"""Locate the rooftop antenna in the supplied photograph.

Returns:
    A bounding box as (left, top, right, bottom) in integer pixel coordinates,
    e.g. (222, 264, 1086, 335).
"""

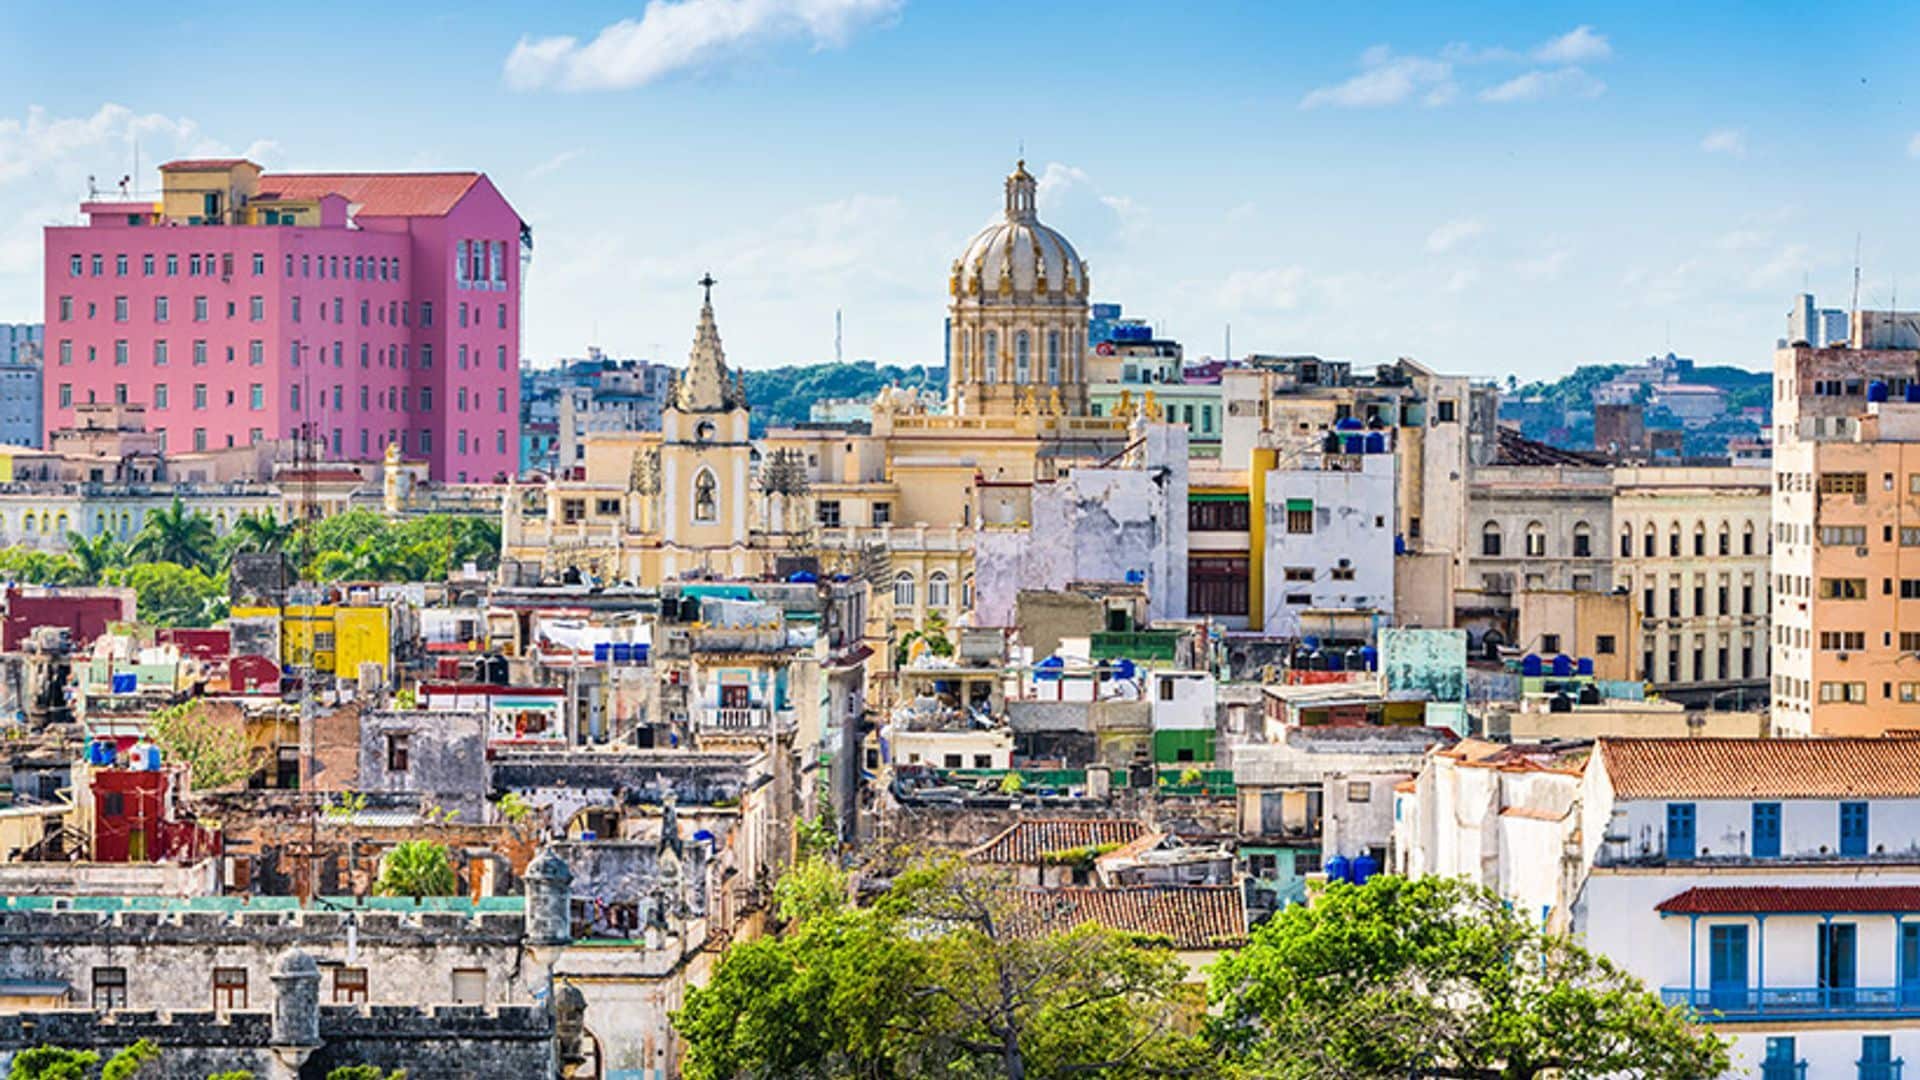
(1225, 323, 1231, 363)
(835, 308, 843, 365)
(1851, 232, 1863, 324)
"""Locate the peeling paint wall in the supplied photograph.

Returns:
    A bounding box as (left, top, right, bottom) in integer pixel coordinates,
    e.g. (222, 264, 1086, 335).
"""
(1262, 453, 1395, 637)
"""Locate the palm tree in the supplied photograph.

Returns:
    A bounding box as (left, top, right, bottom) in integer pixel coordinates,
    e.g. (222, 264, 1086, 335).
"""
(374, 840, 458, 898)
(229, 510, 293, 557)
(63, 531, 125, 586)
(129, 498, 218, 572)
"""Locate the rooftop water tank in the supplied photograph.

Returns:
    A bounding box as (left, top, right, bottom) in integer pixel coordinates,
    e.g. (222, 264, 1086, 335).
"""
(1870, 381, 1890, 403)
(1365, 432, 1387, 454)
(1551, 654, 1574, 677)
(1521, 654, 1543, 677)
(1576, 657, 1595, 676)
(1325, 854, 1351, 884)
(1361, 645, 1379, 671)
(1352, 853, 1379, 885)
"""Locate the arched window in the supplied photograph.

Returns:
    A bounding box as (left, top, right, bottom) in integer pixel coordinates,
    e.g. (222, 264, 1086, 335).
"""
(1015, 331, 1031, 384)
(21, 514, 33, 535)
(1619, 525, 1632, 558)
(1525, 521, 1546, 558)
(1481, 522, 1502, 556)
(1573, 522, 1592, 558)
(927, 571, 950, 609)
(1668, 522, 1681, 557)
(1047, 331, 1061, 384)
(983, 331, 999, 384)
(963, 574, 974, 610)
(1743, 521, 1756, 556)
(894, 571, 916, 608)
(1692, 522, 1706, 556)
(693, 469, 718, 523)
(1718, 522, 1731, 556)
(1643, 523, 1656, 557)
(959, 329, 971, 377)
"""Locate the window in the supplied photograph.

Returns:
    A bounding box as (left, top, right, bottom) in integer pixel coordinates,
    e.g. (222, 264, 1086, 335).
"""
(1541, 633, 1562, 654)
(1820, 525, 1867, 546)
(1436, 399, 1457, 422)
(1840, 801, 1869, 856)
(1346, 781, 1371, 802)
(693, 470, 718, 523)
(1820, 578, 1868, 600)
(193, 296, 208, 322)
(113, 340, 127, 365)
(894, 571, 916, 608)
(332, 966, 368, 1004)
(1819, 682, 1868, 704)
(92, 967, 127, 1010)
(249, 296, 264, 321)
(1481, 522, 1502, 556)
(816, 500, 841, 527)
(1524, 521, 1546, 557)
(1286, 502, 1314, 535)
(153, 384, 168, 410)
(1572, 523, 1591, 557)
(213, 967, 248, 1011)
(1821, 631, 1867, 651)
(1665, 802, 1695, 860)
(193, 339, 207, 366)
(1595, 634, 1616, 655)
(386, 733, 410, 772)
(928, 571, 951, 608)
(451, 968, 487, 1006)
(1015, 331, 1030, 383)
(113, 296, 127, 322)
(1188, 556, 1249, 617)
(193, 383, 207, 410)
(165, 254, 178, 276)
(1189, 499, 1250, 532)
(1752, 802, 1781, 858)
(1819, 472, 1867, 494)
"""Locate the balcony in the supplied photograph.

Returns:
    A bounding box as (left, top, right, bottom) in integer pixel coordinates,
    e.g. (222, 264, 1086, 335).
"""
(1858, 1064, 1903, 1080)
(1759, 1063, 1806, 1080)
(1662, 985, 1920, 1022)
(693, 705, 793, 736)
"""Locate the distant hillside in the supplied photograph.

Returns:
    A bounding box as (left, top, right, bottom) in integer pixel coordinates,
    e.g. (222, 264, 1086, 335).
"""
(742, 362, 947, 430)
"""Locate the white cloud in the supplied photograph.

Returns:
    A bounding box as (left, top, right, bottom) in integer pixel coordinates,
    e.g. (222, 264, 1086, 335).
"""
(1301, 47, 1454, 109)
(1426, 218, 1486, 254)
(1701, 129, 1746, 156)
(0, 104, 200, 185)
(1515, 248, 1572, 280)
(1478, 67, 1605, 103)
(1444, 267, 1478, 294)
(505, 0, 900, 91)
(1746, 243, 1811, 291)
(1221, 267, 1308, 311)
(1033, 162, 1146, 248)
(528, 149, 584, 179)
(1533, 25, 1611, 64)
(1907, 132, 1920, 159)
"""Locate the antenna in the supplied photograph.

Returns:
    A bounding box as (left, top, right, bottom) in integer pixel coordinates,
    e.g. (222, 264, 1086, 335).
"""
(1851, 232, 1863, 325)
(1225, 323, 1231, 363)
(835, 308, 843, 365)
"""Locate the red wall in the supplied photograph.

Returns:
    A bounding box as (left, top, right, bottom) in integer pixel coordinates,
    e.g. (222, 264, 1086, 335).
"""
(3, 589, 133, 650)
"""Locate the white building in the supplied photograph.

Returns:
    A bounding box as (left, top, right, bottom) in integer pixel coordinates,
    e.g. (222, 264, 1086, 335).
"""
(1261, 448, 1394, 637)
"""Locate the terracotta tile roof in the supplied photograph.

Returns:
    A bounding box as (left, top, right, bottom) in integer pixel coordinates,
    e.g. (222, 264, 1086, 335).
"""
(159, 158, 255, 171)
(1007, 885, 1248, 949)
(969, 819, 1149, 864)
(1658, 886, 1920, 915)
(1499, 805, 1567, 822)
(1598, 737, 1920, 799)
(255, 172, 482, 217)
(1493, 426, 1609, 467)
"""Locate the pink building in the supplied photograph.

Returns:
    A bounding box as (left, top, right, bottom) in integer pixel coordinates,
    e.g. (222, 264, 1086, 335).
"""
(42, 159, 526, 482)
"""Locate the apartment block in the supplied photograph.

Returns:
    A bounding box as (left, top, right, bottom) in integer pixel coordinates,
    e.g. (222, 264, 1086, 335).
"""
(43, 158, 525, 481)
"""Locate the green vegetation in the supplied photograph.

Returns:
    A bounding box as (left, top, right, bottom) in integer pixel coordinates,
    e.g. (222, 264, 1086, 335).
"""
(741, 362, 945, 431)
(676, 856, 1207, 1080)
(325, 1068, 406, 1080)
(375, 840, 458, 898)
(297, 510, 500, 582)
(895, 611, 954, 667)
(1208, 875, 1728, 1079)
(8, 1040, 158, 1080)
(146, 701, 250, 790)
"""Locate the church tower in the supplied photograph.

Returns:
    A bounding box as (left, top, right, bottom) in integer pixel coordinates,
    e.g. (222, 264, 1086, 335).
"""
(946, 161, 1091, 417)
(655, 275, 754, 578)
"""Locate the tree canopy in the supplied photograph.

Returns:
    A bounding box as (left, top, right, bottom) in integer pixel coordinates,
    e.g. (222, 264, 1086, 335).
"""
(1206, 875, 1728, 1080)
(676, 856, 1206, 1080)
(375, 840, 458, 898)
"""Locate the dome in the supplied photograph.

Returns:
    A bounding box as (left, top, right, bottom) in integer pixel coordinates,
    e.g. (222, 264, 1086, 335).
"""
(952, 161, 1088, 306)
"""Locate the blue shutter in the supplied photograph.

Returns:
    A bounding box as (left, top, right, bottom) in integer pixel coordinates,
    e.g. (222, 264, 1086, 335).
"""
(1666, 803, 1696, 860)
(1752, 802, 1781, 858)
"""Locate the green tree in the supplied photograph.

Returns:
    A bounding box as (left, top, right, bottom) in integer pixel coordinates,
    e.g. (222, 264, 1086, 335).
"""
(146, 700, 251, 790)
(325, 1068, 406, 1080)
(1207, 875, 1729, 1080)
(677, 857, 1205, 1080)
(0, 547, 82, 586)
(228, 511, 294, 558)
(63, 532, 126, 586)
(104, 561, 227, 627)
(895, 611, 955, 667)
(99, 1041, 158, 1080)
(8, 1040, 158, 1080)
(130, 498, 218, 572)
(375, 840, 458, 898)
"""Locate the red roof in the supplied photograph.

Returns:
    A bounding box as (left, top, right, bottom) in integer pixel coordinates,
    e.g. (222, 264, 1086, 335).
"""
(255, 172, 482, 218)
(1599, 737, 1920, 799)
(1006, 885, 1248, 949)
(969, 819, 1149, 864)
(1658, 886, 1920, 915)
(159, 159, 256, 171)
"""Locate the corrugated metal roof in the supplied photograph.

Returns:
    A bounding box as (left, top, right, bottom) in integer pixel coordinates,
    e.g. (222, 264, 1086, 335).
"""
(1599, 737, 1920, 799)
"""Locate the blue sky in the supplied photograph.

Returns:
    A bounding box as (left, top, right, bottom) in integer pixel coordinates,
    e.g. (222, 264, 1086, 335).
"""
(4, 1, 1920, 379)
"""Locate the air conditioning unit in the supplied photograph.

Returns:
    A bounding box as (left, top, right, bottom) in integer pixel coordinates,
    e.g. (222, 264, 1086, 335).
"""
(1857, 547, 1871, 557)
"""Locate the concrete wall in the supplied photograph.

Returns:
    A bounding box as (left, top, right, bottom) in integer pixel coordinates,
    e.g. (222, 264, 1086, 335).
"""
(1262, 453, 1394, 636)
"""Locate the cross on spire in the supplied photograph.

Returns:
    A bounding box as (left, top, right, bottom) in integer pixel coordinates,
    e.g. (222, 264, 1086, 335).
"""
(699, 272, 717, 304)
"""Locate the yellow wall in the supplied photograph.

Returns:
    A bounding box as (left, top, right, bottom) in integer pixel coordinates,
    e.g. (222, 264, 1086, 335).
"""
(232, 604, 389, 677)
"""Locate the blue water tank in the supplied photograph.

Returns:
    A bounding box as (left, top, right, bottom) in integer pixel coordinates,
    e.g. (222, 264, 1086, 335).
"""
(612, 643, 634, 664)
(1394, 534, 1407, 555)
(1325, 855, 1351, 884)
(1303, 636, 1321, 651)
(1551, 654, 1574, 677)
(146, 746, 160, 771)
(1352, 854, 1379, 885)
(1576, 657, 1595, 676)
(1344, 434, 1364, 454)
(1036, 655, 1064, 681)
(1907, 384, 1920, 404)
(1521, 654, 1543, 677)
(1336, 417, 1363, 431)
(1125, 569, 1146, 584)
(1115, 658, 1137, 681)
(789, 570, 819, 583)
(110, 673, 136, 695)
(1325, 651, 1344, 672)
(1361, 645, 1379, 671)
(1870, 380, 1890, 403)
(1365, 432, 1386, 454)
(593, 642, 611, 663)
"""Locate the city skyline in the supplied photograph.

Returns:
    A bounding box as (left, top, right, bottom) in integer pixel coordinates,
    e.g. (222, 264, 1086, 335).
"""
(5, 1, 1920, 378)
